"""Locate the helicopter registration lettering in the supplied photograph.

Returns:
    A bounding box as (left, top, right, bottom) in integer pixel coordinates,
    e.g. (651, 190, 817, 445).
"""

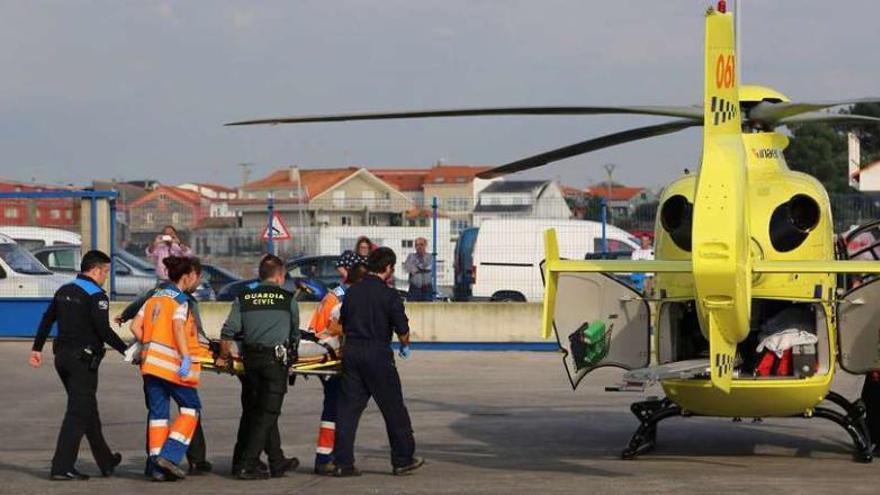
(715, 54, 735, 89)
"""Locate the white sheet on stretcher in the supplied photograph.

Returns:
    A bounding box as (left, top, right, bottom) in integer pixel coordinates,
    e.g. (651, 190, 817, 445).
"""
(297, 336, 341, 359)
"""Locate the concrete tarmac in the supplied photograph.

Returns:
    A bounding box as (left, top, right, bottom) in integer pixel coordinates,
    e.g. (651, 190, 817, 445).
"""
(2, 341, 879, 494)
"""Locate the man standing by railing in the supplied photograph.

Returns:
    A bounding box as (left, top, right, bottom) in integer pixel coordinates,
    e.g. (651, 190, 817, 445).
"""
(403, 237, 433, 302)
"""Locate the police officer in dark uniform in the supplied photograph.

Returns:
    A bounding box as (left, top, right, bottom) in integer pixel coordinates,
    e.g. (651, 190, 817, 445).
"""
(333, 247, 424, 477)
(29, 250, 128, 481)
(217, 254, 299, 480)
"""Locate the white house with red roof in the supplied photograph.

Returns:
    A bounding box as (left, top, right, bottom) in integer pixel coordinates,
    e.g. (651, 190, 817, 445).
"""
(586, 182, 655, 218)
(851, 160, 880, 191)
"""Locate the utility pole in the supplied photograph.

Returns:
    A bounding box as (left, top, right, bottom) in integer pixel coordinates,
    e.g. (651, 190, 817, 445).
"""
(603, 163, 616, 221)
(238, 162, 253, 192)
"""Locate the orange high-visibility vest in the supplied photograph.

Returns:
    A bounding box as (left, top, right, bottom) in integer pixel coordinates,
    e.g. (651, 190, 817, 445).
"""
(140, 288, 210, 387)
(308, 286, 345, 339)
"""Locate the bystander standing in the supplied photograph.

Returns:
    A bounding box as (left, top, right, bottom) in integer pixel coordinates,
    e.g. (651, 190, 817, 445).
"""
(404, 237, 433, 302)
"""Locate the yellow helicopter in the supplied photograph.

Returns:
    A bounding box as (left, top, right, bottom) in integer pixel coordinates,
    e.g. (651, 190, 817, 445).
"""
(227, 3, 880, 462)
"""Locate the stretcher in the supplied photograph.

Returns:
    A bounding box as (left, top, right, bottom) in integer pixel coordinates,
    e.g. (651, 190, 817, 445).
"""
(202, 340, 343, 377)
(125, 339, 343, 378)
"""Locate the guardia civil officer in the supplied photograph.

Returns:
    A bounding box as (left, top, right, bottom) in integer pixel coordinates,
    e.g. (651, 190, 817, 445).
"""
(29, 250, 128, 481)
(217, 254, 300, 480)
(333, 247, 424, 477)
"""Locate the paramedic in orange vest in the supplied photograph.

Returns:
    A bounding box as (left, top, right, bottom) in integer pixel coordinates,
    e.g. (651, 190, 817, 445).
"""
(306, 262, 367, 475)
(129, 256, 209, 481)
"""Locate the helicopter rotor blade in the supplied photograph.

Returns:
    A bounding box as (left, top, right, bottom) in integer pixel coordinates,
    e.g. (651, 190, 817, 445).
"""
(224, 105, 703, 126)
(476, 119, 700, 180)
(749, 98, 880, 125)
(778, 112, 880, 126)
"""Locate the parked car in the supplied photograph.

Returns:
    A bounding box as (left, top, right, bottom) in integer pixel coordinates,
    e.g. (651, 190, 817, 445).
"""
(31, 245, 215, 300)
(0, 226, 80, 251)
(216, 255, 341, 302)
(200, 263, 242, 294)
(0, 234, 70, 297)
(116, 249, 215, 300)
(463, 219, 641, 302)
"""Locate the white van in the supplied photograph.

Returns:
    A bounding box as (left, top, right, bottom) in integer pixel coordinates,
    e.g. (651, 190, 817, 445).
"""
(0, 226, 81, 251)
(470, 219, 641, 302)
(0, 234, 70, 297)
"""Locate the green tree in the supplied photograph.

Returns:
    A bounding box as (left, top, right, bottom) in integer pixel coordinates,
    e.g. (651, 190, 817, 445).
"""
(785, 122, 849, 193)
(785, 103, 880, 193)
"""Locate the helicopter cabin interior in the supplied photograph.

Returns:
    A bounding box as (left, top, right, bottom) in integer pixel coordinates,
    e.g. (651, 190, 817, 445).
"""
(656, 299, 830, 380)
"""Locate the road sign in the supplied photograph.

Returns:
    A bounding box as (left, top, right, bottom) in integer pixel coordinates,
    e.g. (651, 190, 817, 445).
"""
(261, 212, 292, 241)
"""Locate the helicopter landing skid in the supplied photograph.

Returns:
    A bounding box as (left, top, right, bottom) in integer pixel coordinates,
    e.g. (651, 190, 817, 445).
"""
(621, 398, 682, 460)
(809, 391, 874, 463)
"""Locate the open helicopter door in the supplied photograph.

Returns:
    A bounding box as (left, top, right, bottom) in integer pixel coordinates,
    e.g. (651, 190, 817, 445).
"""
(545, 268, 650, 389)
(837, 278, 880, 374)
(542, 229, 691, 389)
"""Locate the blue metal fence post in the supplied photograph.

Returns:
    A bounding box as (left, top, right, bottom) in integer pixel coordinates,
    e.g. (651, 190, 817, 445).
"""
(431, 197, 438, 301)
(601, 198, 608, 255)
(89, 194, 98, 250)
(267, 194, 275, 255)
(109, 197, 117, 300)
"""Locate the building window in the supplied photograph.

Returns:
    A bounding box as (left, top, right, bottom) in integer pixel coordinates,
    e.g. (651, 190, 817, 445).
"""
(340, 215, 352, 226)
(158, 193, 167, 201)
(50, 209, 61, 220)
(145, 212, 155, 225)
(172, 212, 180, 225)
(369, 215, 378, 226)
(4, 207, 18, 219)
(402, 240, 414, 248)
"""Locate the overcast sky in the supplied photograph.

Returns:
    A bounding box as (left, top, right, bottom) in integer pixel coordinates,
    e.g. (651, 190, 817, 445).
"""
(2, 0, 878, 190)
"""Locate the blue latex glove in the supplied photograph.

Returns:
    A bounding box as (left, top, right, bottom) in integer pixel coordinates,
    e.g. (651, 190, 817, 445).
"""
(178, 355, 193, 379)
(398, 345, 412, 360)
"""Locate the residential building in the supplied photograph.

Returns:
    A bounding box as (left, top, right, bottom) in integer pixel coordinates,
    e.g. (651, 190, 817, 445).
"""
(421, 165, 494, 233)
(125, 185, 208, 247)
(371, 168, 429, 205)
(586, 182, 655, 218)
(234, 166, 411, 228)
(179, 182, 238, 217)
(472, 180, 572, 226)
(561, 185, 593, 220)
(853, 160, 880, 191)
(0, 180, 79, 229)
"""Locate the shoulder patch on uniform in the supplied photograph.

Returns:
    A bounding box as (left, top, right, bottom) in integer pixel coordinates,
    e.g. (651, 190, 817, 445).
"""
(155, 288, 182, 300)
(98, 300, 109, 310)
(246, 281, 260, 290)
(71, 277, 103, 296)
(332, 286, 346, 298)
